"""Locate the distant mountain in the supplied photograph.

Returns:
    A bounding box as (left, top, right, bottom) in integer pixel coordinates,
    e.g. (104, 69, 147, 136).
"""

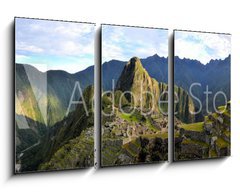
(141, 54, 168, 84)
(103, 54, 230, 119)
(16, 54, 230, 126)
(16, 64, 94, 126)
(174, 55, 231, 113)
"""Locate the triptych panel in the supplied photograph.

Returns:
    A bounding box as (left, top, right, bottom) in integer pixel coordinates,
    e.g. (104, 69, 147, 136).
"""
(101, 25, 169, 166)
(14, 18, 231, 173)
(174, 30, 231, 161)
(15, 18, 95, 173)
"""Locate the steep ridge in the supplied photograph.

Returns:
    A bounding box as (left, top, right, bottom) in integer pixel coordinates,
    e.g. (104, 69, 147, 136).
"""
(16, 85, 94, 172)
(40, 85, 94, 170)
(16, 64, 93, 126)
(16, 64, 48, 125)
(174, 86, 196, 123)
(116, 57, 160, 112)
(115, 57, 194, 121)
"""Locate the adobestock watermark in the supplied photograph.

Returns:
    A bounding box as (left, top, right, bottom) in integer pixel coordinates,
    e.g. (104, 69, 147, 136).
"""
(174, 82, 228, 115)
(101, 80, 169, 117)
(65, 81, 229, 117)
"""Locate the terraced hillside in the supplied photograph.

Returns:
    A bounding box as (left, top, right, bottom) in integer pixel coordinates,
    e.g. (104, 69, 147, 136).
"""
(101, 57, 194, 166)
(175, 101, 231, 160)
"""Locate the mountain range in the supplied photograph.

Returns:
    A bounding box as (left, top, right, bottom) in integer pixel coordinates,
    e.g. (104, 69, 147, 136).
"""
(16, 54, 230, 125)
(15, 53, 230, 171)
(174, 55, 230, 114)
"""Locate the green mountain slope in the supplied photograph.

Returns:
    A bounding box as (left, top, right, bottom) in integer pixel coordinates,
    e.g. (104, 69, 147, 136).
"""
(16, 64, 93, 127)
(39, 85, 94, 170)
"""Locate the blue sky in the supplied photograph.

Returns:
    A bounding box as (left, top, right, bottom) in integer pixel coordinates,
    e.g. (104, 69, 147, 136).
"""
(15, 18, 95, 73)
(102, 25, 168, 63)
(175, 31, 231, 64)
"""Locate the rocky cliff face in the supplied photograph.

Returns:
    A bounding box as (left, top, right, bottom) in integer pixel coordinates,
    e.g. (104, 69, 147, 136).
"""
(116, 57, 168, 115)
(116, 57, 194, 120)
(116, 57, 163, 113)
(174, 86, 196, 123)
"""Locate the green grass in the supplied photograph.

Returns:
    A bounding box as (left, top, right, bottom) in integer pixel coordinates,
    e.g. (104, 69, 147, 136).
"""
(216, 138, 229, 148)
(119, 112, 142, 122)
(218, 106, 226, 112)
(141, 132, 168, 140)
(204, 116, 212, 123)
(209, 149, 217, 157)
(223, 111, 230, 118)
(159, 132, 168, 139)
(174, 131, 180, 138)
(182, 138, 208, 147)
(119, 111, 160, 132)
(179, 122, 204, 132)
(223, 130, 230, 138)
(146, 118, 159, 131)
(39, 129, 94, 170)
(212, 113, 219, 119)
(218, 106, 230, 117)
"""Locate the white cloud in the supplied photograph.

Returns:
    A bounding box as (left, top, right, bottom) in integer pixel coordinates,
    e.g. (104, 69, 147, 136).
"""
(16, 18, 95, 57)
(54, 23, 94, 39)
(15, 18, 95, 73)
(57, 39, 94, 56)
(102, 41, 126, 62)
(102, 25, 168, 62)
(175, 31, 231, 64)
(17, 42, 44, 53)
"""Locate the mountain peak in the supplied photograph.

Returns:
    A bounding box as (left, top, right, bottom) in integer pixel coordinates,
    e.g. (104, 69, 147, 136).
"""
(152, 53, 160, 58)
(116, 57, 160, 111)
(126, 56, 143, 69)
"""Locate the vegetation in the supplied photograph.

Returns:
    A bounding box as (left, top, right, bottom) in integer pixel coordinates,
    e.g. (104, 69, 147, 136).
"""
(40, 128, 94, 170)
(216, 138, 229, 148)
(182, 138, 209, 148)
(179, 122, 204, 132)
(175, 102, 231, 161)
